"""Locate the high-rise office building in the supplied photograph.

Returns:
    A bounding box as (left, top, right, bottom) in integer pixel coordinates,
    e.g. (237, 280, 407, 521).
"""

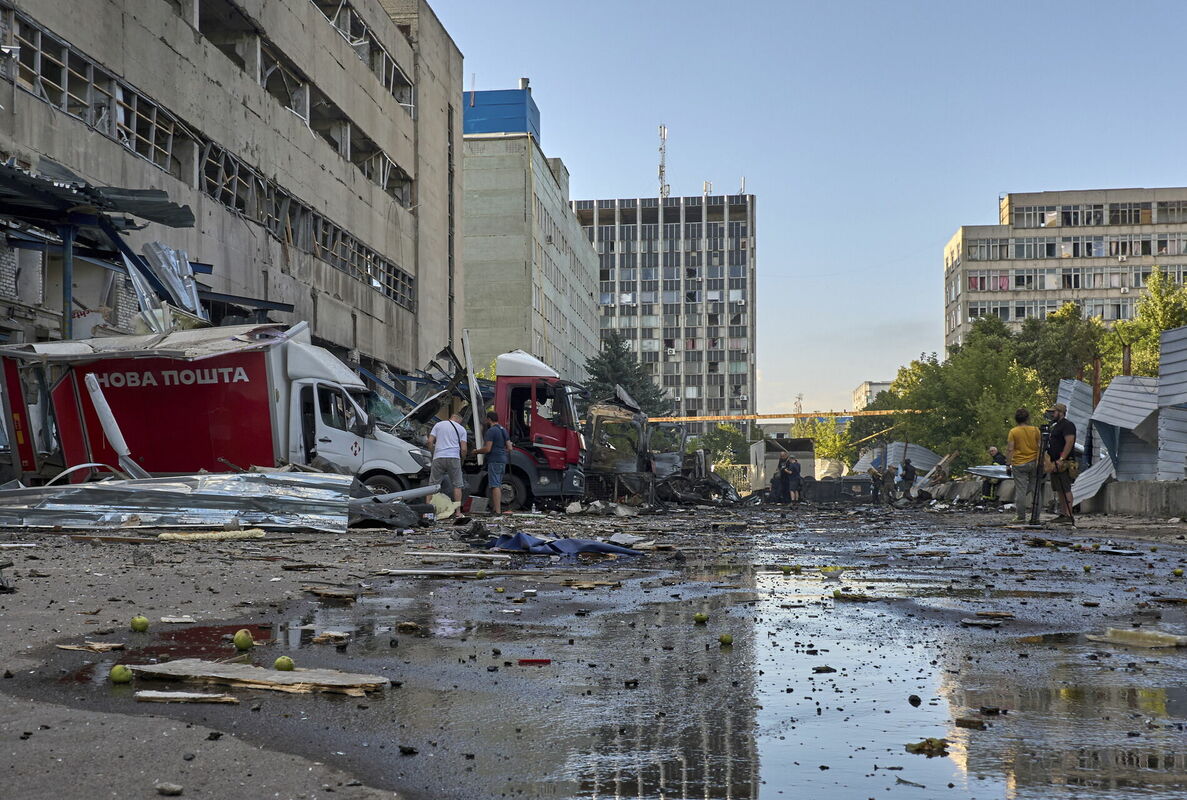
(572, 194, 757, 434)
(462, 82, 598, 381)
(945, 188, 1187, 348)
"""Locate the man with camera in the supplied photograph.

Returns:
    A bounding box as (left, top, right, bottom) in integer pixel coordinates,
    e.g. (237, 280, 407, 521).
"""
(1045, 402, 1078, 526)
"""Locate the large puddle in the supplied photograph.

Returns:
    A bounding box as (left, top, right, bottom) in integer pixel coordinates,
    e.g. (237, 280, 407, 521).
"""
(11, 516, 1187, 798)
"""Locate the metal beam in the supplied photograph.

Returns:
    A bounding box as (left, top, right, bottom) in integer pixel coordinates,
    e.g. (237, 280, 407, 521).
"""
(57, 224, 75, 339)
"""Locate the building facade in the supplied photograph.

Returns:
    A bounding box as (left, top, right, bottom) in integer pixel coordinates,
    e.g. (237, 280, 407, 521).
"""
(0, 0, 462, 375)
(852, 380, 891, 411)
(572, 194, 757, 433)
(945, 188, 1187, 348)
(462, 86, 598, 381)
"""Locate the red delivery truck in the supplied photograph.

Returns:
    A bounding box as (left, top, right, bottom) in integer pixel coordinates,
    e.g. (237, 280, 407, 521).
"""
(0, 322, 429, 490)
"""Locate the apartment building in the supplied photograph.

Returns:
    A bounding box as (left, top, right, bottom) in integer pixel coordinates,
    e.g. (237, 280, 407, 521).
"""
(0, 0, 462, 375)
(852, 380, 891, 411)
(462, 83, 598, 381)
(945, 188, 1187, 348)
(572, 194, 757, 434)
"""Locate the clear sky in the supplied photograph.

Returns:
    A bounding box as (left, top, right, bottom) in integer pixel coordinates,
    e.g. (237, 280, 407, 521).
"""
(432, 0, 1187, 412)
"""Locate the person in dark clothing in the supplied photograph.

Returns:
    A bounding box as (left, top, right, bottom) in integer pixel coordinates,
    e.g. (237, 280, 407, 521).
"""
(982, 446, 1008, 500)
(1045, 402, 1077, 524)
(787, 457, 803, 503)
(770, 452, 790, 504)
(898, 459, 917, 497)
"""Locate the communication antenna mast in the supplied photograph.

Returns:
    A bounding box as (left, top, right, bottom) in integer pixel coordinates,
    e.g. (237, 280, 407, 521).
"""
(658, 124, 670, 199)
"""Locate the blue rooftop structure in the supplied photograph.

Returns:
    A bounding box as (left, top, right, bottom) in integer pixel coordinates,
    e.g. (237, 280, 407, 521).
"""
(462, 87, 541, 142)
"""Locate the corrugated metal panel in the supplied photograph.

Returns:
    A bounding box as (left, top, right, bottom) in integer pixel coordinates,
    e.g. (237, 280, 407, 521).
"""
(1157, 406, 1187, 481)
(852, 442, 941, 475)
(1159, 325, 1187, 408)
(1092, 376, 1160, 444)
(1115, 430, 1159, 481)
(1056, 379, 1094, 438)
(1072, 456, 1115, 505)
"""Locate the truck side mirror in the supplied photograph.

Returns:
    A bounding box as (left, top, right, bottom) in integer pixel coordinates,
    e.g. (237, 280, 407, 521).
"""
(351, 417, 374, 437)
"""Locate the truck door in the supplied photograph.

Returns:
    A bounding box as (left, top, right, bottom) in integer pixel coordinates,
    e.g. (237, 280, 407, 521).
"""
(312, 382, 365, 473)
(529, 380, 569, 469)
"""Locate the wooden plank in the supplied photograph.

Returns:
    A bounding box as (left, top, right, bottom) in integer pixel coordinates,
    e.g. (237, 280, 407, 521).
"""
(56, 641, 124, 653)
(134, 691, 240, 704)
(69, 535, 159, 544)
(403, 552, 512, 561)
(128, 658, 389, 696)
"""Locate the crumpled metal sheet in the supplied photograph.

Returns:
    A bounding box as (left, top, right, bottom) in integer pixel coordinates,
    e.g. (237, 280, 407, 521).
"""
(0, 472, 359, 533)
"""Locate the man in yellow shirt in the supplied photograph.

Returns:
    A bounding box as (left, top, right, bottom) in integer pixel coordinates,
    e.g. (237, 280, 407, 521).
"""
(1006, 407, 1041, 524)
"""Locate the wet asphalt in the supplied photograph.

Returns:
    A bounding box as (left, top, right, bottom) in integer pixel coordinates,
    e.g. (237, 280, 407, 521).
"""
(5, 506, 1187, 799)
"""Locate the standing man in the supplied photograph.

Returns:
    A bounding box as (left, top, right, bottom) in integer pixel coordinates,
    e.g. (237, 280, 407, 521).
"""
(982, 446, 1008, 500)
(1006, 407, 1041, 524)
(882, 464, 898, 504)
(771, 452, 791, 504)
(475, 410, 512, 513)
(787, 456, 803, 504)
(427, 410, 468, 504)
(899, 458, 917, 498)
(1045, 402, 1077, 525)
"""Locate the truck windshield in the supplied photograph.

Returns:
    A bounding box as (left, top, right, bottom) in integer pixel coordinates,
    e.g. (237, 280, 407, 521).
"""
(560, 386, 580, 430)
(360, 391, 403, 427)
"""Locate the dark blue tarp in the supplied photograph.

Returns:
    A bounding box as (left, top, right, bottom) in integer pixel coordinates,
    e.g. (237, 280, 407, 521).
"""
(489, 531, 639, 556)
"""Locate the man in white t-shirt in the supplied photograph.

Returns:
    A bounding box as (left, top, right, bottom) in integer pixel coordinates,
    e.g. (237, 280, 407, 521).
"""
(427, 411, 468, 502)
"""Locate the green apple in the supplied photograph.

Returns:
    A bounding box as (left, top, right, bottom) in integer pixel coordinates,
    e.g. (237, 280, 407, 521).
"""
(274, 656, 295, 671)
(109, 664, 133, 683)
(693, 612, 708, 624)
(719, 634, 733, 646)
(232, 629, 254, 651)
(130, 616, 150, 633)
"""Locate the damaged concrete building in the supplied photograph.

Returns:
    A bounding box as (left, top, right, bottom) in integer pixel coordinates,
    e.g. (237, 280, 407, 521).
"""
(0, 0, 462, 375)
(945, 188, 1187, 349)
(461, 82, 598, 381)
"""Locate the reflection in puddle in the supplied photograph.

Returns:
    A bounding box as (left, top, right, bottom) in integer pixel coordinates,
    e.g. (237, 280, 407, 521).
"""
(16, 531, 1187, 800)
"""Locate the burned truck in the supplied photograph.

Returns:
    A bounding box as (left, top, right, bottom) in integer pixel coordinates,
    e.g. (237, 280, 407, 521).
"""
(584, 387, 739, 505)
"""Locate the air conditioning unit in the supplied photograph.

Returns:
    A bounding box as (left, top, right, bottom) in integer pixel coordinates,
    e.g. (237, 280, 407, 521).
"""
(738, 395, 749, 401)
(736, 299, 746, 305)
(665, 348, 676, 355)
(1117, 255, 1127, 262)
(1121, 287, 1130, 293)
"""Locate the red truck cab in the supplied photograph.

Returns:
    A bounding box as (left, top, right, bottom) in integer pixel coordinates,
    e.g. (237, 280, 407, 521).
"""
(484, 350, 584, 508)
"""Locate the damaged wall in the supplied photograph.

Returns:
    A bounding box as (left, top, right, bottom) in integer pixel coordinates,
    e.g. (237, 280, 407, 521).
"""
(0, 0, 461, 371)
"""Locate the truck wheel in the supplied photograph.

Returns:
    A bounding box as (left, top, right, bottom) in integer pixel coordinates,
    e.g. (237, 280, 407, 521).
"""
(363, 473, 406, 495)
(500, 473, 528, 511)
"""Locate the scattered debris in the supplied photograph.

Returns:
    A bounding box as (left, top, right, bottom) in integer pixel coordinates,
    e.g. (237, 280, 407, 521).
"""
(134, 691, 240, 704)
(955, 717, 987, 730)
(960, 618, 1002, 628)
(127, 658, 389, 696)
(158, 529, 266, 542)
(56, 642, 125, 653)
(905, 738, 949, 757)
(160, 616, 197, 624)
(1085, 628, 1187, 648)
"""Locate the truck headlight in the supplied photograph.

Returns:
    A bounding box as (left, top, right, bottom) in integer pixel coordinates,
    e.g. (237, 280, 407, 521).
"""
(411, 448, 431, 468)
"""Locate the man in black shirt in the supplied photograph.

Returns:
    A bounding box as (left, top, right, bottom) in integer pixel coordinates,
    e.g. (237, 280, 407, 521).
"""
(1046, 402, 1077, 525)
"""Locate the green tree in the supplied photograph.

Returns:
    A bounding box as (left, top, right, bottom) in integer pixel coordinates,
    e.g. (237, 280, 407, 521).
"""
(695, 423, 750, 463)
(1013, 302, 1104, 397)
(583, 332, 670, 415)
(891, 333, 1046, 472)
(790, 416, 854, 465)
(1099, 266, 1187, 380)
